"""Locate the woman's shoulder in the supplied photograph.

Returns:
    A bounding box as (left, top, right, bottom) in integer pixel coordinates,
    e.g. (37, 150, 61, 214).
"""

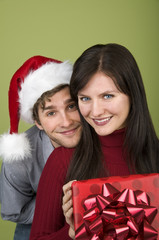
(38, 147, 75, 189)
(45, 147, 75, 169)
(51, 146, 74, 159)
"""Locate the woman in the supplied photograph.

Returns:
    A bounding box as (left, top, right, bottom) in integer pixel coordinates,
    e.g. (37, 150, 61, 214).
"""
(30, 44, 159, 239)
(63, 43, 159, 239)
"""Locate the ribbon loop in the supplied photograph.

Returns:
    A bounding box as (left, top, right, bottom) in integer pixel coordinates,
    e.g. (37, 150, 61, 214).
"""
(75, 183, 158, 240)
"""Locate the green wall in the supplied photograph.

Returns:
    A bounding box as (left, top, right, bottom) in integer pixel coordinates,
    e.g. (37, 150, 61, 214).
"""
(0, 0, 159, 239)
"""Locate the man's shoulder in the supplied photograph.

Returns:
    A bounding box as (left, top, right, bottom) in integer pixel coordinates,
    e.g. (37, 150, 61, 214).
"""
(25, 125, 40, 138)
(25, 125, 48, 146)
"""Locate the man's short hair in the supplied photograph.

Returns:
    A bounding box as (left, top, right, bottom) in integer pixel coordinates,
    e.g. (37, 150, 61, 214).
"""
(32, 84, 69, 125)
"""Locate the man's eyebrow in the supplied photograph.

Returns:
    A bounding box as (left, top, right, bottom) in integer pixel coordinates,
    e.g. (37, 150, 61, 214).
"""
(42, 98, 74, 111)
(43, 105, 55, 111)
(64, 98, 74, 104)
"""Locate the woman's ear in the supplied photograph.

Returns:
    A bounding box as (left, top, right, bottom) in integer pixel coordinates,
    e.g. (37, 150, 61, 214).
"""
(34, 120, 43, 130)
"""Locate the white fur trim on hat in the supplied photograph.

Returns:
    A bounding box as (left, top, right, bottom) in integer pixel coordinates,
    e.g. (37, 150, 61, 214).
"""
(19, 61, 72, 124)
(0, 133, 31, 162)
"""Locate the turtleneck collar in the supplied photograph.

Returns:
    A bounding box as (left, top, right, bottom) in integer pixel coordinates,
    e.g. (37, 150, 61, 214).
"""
(99, 128, 126, 147)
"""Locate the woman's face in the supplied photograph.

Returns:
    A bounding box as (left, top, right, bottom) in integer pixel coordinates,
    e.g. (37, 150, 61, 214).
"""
(78, 72, 130, 136)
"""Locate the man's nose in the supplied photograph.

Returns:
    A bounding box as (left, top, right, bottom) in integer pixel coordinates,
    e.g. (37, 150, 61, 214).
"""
(60, 113, 73, 127)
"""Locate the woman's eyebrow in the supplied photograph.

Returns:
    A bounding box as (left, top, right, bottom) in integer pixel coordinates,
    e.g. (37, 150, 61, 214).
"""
(78, 90, 118, 96)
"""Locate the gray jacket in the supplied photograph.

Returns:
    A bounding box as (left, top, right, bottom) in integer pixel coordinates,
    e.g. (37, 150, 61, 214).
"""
(0, 125, 54, 224)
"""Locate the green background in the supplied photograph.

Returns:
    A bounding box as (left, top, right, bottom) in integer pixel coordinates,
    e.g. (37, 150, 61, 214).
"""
(0, 0, 159, 239)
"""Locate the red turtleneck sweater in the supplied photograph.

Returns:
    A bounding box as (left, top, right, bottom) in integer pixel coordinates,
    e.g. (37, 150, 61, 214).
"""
(99, 128, 129, 176)
(30, 129, 130, 240)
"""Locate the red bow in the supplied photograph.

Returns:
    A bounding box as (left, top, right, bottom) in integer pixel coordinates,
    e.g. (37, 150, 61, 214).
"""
(75, 183, 158, 240)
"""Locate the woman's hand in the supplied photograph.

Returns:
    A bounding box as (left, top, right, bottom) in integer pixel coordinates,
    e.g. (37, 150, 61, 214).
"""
(62, 180, 76, 239)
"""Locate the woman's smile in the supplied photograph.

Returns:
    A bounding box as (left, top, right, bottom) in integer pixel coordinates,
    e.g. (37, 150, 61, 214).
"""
(93, 116, 112, 126)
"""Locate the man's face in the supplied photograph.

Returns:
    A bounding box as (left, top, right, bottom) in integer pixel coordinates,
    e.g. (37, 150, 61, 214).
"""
(35, 86, 82, 148)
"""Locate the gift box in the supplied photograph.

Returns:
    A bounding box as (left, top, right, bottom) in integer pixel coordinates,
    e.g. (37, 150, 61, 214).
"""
(72, 173, 159, 240)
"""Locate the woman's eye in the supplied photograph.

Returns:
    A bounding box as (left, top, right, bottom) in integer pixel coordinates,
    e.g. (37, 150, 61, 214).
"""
(104, 94, 113, 99)
(80, 97, 90, 102)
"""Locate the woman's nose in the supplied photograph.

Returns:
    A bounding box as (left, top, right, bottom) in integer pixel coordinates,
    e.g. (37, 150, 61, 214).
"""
(91, 100, 105, 117)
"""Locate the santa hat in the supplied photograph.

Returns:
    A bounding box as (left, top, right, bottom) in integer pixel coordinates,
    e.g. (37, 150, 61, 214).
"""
(0, 55, 73, 162)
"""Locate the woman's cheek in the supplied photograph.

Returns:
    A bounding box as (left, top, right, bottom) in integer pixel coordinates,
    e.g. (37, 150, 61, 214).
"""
(79, 104, 89, 117)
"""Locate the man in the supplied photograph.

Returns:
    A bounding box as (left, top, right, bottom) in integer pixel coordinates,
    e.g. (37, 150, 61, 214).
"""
(0, 56, 82, 240)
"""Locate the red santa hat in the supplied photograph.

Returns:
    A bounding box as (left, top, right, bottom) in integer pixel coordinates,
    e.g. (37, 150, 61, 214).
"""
(0, 55, 73, 162)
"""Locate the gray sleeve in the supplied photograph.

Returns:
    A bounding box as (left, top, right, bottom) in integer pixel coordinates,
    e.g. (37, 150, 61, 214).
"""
(0, 161, 36, 224)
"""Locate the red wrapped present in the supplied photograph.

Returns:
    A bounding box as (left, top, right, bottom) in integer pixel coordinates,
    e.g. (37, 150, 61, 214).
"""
(72, 173, 159, 240)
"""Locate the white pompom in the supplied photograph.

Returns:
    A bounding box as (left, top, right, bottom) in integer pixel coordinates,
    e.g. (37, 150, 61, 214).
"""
(0, 133, 31, 162)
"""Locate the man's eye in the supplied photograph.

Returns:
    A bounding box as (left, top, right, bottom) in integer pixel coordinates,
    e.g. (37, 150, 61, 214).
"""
(68, 103, 77, 110)
(47, 112, 55, 116)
